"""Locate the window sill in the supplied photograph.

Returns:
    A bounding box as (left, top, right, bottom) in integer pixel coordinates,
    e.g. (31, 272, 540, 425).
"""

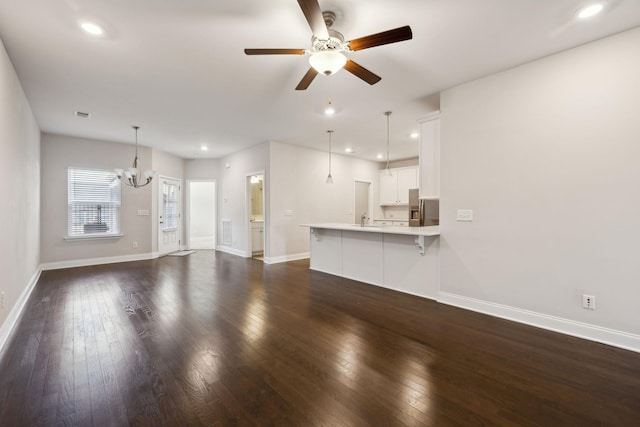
(64, 233, 124, 241)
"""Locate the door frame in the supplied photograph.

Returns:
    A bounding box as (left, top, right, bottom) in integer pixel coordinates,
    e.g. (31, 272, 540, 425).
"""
(157, 175, 182, 255)
(354, 179, 373, 225)
(185, 179, 217, 250)
(246, 171, 266, 259)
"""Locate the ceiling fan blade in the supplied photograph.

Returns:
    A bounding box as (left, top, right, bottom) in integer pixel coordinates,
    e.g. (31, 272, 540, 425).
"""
(347, 26, 413, 51)
(295, 67, 319, 90)
(244, 48, 306, 55)
(297, 0, 329, 39)
(344, 60, 382, 85)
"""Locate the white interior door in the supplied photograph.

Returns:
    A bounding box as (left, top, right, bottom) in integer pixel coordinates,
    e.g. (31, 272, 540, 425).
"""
(188, 180, 216, 249)
(159, 177, 181, 255)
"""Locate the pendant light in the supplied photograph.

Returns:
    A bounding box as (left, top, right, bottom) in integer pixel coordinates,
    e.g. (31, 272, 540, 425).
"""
(326, 130, 334, 184)
(384, 111, 393, 176)
(115, 126, 156, 188)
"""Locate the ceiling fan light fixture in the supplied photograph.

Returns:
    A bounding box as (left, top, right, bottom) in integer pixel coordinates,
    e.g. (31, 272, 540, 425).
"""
(309, 51, 347, 76)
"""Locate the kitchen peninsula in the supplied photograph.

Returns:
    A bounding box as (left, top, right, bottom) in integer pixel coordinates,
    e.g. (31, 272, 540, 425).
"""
(302, 223, 440, 299)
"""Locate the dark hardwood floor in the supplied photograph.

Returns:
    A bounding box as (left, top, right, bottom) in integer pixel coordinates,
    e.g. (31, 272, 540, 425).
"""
(0, 250, 639, 426)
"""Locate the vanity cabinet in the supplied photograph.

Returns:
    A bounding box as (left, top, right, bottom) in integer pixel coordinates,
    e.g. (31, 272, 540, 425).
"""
(379, 166, 418, 206)
(251, 221, 264, 253)
(419, 111, 440, 199)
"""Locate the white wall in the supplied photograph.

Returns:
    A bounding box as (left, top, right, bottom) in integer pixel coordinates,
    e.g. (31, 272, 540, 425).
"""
(268, 141, 382, 261)
(41, 134, 155, 264)
(439, 27, 640, 348)
(217, 143, 269, 256)
(0, 37, 41, 338)
(184, 158, 220, 180)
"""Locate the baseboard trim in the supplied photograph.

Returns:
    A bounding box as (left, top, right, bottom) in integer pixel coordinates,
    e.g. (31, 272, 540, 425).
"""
(438, 292, 640, 353)
(215, 245, 248, 258)
(0, 267, 41, 358)
(40, 252, 157, 271)
(264, 252, 310, 264)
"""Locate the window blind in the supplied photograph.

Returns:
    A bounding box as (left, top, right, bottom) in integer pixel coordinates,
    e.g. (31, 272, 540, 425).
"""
(68, 168, 121, 236)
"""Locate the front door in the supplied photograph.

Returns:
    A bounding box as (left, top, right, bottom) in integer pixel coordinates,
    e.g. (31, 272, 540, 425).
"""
(159, 177, 181, 255)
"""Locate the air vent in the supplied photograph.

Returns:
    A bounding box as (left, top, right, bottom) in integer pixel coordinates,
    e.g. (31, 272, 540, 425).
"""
(222, 220, 232, 245)
(74, 111, 90, 118)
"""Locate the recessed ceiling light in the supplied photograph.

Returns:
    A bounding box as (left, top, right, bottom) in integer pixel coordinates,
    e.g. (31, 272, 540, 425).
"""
(376, 154, 383, 159)
(345, 148, 353, 153)
(410, 132, 419, 139)
(577, 3, 604, 19)
(200, 145, 208, 151)
(80, 21, 104, 36)
(324, 105, 335, 115)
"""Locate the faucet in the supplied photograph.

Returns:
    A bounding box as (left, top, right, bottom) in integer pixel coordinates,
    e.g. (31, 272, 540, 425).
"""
(360, 212, 367, 227)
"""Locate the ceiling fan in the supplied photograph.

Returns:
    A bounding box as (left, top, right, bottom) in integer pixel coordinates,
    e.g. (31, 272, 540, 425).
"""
(244, 0, 413, 90)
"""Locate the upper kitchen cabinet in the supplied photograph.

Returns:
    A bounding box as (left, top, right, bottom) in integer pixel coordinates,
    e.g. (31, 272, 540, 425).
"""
(419, 111, 440, 199)
(379, 166, 418, 205)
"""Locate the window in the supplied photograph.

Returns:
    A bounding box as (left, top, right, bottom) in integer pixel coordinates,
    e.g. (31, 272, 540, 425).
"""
(162, 181, 178, 231)
(67, 167, 121, 237)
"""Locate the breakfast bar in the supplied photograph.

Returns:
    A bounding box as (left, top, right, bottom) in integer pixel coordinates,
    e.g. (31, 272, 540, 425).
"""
(302, 223, 440, 299)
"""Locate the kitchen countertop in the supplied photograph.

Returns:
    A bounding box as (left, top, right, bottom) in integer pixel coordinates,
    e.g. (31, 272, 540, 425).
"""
(301, 223, 440, 237)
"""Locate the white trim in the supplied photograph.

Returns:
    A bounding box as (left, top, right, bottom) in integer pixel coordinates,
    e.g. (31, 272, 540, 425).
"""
(40, 252, 157, 271)
(438, 292, 640, 353)
(64, 233, 123, 241)
(246, 171, 266, 260)
(417, 110, 441, 123)
(0, 268, 41, 356)
(190, 236, 216, 249)
(264, 252, 310, 264)
(215, 245, 248, 258)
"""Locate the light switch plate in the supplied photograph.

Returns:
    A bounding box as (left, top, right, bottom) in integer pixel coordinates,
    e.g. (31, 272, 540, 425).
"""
(457, 209, 473, 222)
(285, 209, 293, 216)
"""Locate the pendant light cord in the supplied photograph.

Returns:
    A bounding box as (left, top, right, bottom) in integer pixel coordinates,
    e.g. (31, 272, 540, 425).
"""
(132, 125, 140, 168)
(385, 111, 392, 170)
(328, 130, 333, 174)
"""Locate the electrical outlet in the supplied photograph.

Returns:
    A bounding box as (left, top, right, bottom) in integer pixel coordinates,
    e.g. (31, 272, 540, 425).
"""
(457, 209, 473, 222)
(582, 294, 596, 310)
(0, 291, 4, 309)
(132, 241, 138, 249)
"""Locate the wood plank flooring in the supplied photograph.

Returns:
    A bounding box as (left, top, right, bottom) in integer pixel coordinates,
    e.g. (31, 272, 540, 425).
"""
(0, 250, 639, 426)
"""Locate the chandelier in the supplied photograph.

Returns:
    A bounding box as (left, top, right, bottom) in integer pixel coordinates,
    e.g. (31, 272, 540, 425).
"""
(115, 126, 156, 188)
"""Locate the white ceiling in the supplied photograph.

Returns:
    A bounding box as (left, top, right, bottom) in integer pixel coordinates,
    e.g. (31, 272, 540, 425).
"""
(1, 0, 639, 161)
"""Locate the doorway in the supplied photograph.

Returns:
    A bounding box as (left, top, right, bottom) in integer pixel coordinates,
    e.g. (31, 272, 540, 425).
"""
(187, 180, 216, 249)
(158, 177, 181, 255)
(247, 173, 265, 260)
(354, 180, 371, 224)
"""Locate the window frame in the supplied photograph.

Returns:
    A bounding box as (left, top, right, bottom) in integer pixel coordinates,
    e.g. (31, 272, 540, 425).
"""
(66, 167, 123, 240)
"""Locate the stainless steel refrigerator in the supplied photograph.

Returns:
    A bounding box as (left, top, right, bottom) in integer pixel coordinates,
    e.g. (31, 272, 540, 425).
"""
(409, 189, 439, 227)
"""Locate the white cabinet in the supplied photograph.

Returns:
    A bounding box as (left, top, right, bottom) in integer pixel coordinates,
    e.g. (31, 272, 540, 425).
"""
(379, 166, 418, 205)
(419, 112, 440, 199)
(251, 221, 264, 253)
